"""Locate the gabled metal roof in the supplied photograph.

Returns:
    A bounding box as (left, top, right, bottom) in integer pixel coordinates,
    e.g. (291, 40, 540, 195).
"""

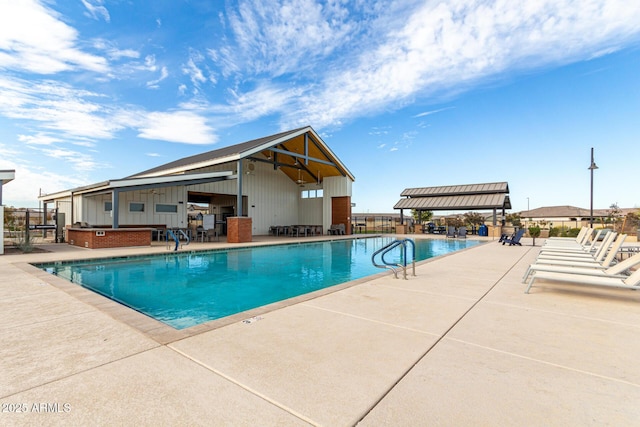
(400, 182, 509, 197)
(129, 126, 355, 184)
(395, 182, 511, 211)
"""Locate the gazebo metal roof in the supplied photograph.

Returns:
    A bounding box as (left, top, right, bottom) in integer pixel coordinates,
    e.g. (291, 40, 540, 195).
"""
(394, 182, 511, 211)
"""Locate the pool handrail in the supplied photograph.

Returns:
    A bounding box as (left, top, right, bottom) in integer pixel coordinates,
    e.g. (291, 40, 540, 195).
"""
(166, 229, 180, 251)
(372, 238, 416, 279)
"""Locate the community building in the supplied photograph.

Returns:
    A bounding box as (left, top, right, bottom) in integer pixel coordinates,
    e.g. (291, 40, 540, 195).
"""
(39, 127, 355, 248)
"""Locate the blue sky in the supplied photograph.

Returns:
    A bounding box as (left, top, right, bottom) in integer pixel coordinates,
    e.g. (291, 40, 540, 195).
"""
(1, 0, 639, 213)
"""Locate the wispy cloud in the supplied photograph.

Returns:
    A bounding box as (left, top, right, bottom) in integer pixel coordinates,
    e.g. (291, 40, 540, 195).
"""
(40, 147, 102, 171)
(0, 0, 108, 74)
(215, 0, 640, 130)
(147, 66, 169, 89)
(414, 107, 454, 118)
(0, 144, 91, 202)
(220, 0, 355, 77)
(17, 133, 62, 146)
(137, 111, 216, 144)
(81, 0, 111, 23)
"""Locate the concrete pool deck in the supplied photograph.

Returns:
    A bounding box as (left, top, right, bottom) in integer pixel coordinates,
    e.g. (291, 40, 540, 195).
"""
(2, 235, 640, 425)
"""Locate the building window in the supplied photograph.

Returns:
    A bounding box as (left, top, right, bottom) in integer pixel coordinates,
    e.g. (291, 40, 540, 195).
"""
(104, 201, 112, 212)
(129, 202, 145, 212)
(156, 204, 178, 213)
(301, 189, 323, 199)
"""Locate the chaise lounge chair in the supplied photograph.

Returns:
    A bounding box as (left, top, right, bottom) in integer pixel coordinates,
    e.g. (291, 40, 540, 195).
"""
(537, 232, 617, 262)
(522, 241, 636, 283)
(525, 265, 640, 294)
(544, 227, 590, 247)
(524, 233, 626, 275)
(457, 226, 467, 239)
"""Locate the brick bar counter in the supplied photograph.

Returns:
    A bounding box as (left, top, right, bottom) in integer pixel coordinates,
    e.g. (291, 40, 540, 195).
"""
(66, 227, 152, 249)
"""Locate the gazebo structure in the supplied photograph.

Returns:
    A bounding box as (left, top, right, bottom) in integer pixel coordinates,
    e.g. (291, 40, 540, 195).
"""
(394, 182, 511, 234)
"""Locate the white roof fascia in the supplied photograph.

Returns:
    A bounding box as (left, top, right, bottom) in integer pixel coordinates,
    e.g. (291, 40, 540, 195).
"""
(243, 126, 311, 158)
(109, 171, 234, 188)
(136, 155, 241, 178)
(0, 170, 15, 186)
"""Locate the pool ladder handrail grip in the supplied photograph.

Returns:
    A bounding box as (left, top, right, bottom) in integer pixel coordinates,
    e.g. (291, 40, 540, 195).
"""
(177, 229, 190, 246)
(166, 229, 180, 251)
(375, 240, 403, 279)
(401, 238, 417, 278)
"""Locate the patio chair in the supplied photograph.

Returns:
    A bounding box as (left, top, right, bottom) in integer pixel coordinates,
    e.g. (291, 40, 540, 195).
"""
(446, 226, 456, 238)
(522, 237, 633, 283)
(457, 227, 467, 239)
(502, 229, 525, 246)
(525, 263, 640, 294)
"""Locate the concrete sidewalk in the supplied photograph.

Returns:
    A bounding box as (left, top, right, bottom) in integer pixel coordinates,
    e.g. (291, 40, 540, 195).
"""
(2, 237, 640, 426)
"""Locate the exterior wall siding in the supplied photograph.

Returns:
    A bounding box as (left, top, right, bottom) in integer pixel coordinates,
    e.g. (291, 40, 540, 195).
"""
(70, 158, 353, 236)
(187, 160, 301, 234)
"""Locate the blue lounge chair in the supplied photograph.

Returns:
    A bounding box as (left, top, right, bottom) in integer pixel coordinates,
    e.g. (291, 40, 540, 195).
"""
(446, 226, 456, 238)
(502, 229, 525, 246)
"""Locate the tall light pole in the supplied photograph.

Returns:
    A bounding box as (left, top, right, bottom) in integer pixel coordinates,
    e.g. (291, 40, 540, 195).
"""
(527, 197, 530, 211)
(588, 147, 598, 228)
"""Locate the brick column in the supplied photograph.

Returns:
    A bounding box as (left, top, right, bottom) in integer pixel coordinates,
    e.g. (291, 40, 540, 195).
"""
(227, 217, 252, 243)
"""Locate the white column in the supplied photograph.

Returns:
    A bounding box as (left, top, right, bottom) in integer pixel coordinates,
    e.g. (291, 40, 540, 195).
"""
(0, 206, 4, 255)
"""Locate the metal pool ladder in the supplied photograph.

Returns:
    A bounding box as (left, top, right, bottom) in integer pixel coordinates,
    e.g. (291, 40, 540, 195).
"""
(371, 238, 416, 279)
(166, 229, 190, 251)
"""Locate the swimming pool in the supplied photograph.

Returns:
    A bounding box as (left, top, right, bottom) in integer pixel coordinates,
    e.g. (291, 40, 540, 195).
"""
(36, 237, 481, 329)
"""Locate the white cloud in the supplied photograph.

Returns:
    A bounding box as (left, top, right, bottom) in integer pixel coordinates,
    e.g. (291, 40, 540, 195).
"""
(0, 76, 123, 140)
(137, 111, 217, 144)
(217, 0, 640, 129)
(93, 39, 139, 60)
(0, 0, 108, 74)
(183, 57, 207, 85)
(17, 133, 62, 146)
(40, 147, 101, 171)
(147, 66, 169, 88)
(414, 107, 454, 118)
(223, 83, 302, 122)
(81, 0, 111, 23)
(0, 146, 90, 205)
(221, 0, 355, 76)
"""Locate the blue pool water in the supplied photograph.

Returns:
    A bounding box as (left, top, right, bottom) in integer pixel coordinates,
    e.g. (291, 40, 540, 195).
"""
(36, 237, 481, 329)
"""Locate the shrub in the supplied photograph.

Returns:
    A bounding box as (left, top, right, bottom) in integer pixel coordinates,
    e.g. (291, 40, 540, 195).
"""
(549, 227, 561, 237)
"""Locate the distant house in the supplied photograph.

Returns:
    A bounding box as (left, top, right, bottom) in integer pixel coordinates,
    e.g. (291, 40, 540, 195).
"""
(519, 205, 612, 229)
(39, 127, 355, 244)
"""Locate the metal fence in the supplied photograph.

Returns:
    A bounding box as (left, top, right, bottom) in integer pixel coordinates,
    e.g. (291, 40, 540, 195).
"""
(3, 207, 61, 245)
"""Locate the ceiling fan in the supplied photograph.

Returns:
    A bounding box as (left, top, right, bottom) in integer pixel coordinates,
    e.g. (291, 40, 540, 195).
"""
(296, 169, 307, 186)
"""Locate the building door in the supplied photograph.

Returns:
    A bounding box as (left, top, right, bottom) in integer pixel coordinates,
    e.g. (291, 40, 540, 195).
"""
(331, 196, 351, 235)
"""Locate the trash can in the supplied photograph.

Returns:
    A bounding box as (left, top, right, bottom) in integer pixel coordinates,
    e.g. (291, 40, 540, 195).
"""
(478, 224, 488, 236)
